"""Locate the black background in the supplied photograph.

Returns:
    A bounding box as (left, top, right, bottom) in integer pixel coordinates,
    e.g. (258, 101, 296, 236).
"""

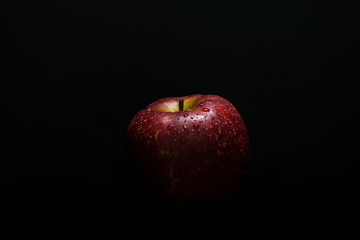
(1, 0, 359, 238)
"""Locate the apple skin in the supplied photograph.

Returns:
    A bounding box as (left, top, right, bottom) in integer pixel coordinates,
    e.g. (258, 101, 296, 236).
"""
(126, 94, 250, 207)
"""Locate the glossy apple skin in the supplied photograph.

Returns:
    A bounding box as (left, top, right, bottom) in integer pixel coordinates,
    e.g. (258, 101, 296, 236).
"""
(126, 94, 250, 207)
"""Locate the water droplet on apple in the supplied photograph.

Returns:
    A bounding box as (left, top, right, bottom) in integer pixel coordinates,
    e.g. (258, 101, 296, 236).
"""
(193, 123, 199, 129)
(183, 113, 189, 117)
(202, 108, 210, 112)
(167, 124, 174, 130)
(177, 131, 182, 135)
(183, 125, 189, 134)
(199, 120, 203, 123)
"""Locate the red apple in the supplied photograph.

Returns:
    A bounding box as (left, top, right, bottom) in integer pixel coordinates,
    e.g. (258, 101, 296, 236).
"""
(126, 94, 250, 207)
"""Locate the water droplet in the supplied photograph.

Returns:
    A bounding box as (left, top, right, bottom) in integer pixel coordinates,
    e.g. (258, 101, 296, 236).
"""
(183, 113, 189, 117)
(202, 108, 210, 112)
(193, 123, 200, 129)
(167, 124, 174, 130)
(183, 125, 189, 134)
(190, 116, 194, 119)
(177, 131, 182, 135)
(199, 120, 203, 123)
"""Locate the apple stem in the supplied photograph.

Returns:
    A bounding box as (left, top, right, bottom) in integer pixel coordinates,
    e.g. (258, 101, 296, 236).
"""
(179, 99, 184, 112)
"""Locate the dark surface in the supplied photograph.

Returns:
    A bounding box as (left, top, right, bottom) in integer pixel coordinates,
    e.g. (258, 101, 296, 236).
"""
(1, 0, 359, 238)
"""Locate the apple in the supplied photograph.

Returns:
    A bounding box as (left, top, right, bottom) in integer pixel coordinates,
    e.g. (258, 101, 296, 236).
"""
(126, 94, 250, 207)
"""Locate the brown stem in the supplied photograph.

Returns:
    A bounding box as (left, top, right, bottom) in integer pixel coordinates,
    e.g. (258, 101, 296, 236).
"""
(179, 99, 184, 112)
